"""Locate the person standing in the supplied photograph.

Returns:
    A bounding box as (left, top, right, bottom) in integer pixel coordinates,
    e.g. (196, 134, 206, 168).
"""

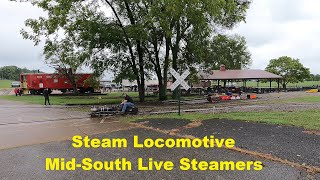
(44, 88, 51, 105)
(19, 88, 23, 96)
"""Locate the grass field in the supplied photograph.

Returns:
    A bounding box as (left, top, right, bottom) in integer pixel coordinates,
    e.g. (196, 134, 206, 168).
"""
(0, 80, 12, 88)
(0, 93, 158, 105)
(287, 96, 320, 103)
(129, 110, 320, 130)
(0, 91, 204, 105)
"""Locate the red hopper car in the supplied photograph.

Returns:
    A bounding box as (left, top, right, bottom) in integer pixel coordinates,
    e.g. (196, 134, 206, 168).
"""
(20, 73, 94, 95)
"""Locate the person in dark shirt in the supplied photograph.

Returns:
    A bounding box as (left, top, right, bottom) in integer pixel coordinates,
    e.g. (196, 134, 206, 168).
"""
(121, 94, 134, 113)
(43, 88, 51, 105)
(14, 88, 19, 96)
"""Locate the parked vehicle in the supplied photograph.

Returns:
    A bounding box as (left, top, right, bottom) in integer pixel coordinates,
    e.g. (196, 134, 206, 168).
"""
(11, 81, 20, 88)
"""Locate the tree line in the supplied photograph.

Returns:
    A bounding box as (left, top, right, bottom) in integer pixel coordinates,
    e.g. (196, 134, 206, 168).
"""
(308, 74, 320, 81)
(0, 66, 43, 81)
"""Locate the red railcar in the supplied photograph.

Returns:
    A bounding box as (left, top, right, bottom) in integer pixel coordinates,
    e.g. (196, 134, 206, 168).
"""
(20, 73, 94, 94)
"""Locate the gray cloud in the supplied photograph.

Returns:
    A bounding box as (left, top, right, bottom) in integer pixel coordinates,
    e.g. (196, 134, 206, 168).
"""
(232, 0, 320, 74)
(268, 0, 309, 22)
(0, 1, 51, 72)
(1, 0, 320, 75)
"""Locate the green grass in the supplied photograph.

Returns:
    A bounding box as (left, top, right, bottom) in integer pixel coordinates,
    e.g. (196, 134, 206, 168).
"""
(223, 81, 320, 88)
(0, 80, 12, 88)
(0, 94, 157, 105)
(0, 90, 206, 105)
(287, 96, 320, 103)
(128, 110, 320, 130)
(104, 92, 140, 98)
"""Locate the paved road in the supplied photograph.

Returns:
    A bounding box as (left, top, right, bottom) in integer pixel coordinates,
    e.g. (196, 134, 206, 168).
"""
(0, 99, 132, 149)
(141, 119, 320, 167)
(183, 119, 320, 167)
(0, 129, 310, 180)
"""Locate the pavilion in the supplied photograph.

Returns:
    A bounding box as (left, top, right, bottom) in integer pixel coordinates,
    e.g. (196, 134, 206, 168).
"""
(199, 65, 282, 92)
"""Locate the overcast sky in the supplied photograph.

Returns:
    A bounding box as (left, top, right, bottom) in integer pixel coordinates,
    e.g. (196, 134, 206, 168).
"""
(1, 0, 320, 74)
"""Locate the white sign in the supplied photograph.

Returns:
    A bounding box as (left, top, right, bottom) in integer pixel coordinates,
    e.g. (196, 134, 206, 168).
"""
(170, 69, 191, 90)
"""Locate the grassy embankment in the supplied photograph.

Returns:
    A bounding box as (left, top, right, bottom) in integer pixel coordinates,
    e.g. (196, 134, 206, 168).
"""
(287, 95, 320, 103)
(0, 80, 12, 88)
(125, 94, 320, 130)
(0, 91, 205, 105)
(128, 109, 320, 130)
(0, 92, 145, 105)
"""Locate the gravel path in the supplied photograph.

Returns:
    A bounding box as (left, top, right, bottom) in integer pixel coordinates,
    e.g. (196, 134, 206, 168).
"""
(257, 91, 320, 100)
(141, 92, 320, 114)
(0, 89, 13, 95)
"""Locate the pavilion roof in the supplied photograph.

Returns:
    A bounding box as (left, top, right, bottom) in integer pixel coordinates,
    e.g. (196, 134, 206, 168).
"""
(199, 69, 282, 80)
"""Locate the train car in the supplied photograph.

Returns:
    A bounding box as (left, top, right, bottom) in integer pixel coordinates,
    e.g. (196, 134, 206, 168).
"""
(20, 73, 94, 95)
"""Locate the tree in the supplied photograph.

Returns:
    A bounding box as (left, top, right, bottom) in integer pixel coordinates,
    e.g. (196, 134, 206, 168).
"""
(0, 66, 42, 80)
(307, 74, 320, 81)
(0, 66, 20, 80)
(16, 0, 149, 101)
(138, 0, 251, 100)
(265, 56, 311, 89)
(202, 34, 252, 70)
(14, 0, 251, 101)
(43, 38, 90, 93)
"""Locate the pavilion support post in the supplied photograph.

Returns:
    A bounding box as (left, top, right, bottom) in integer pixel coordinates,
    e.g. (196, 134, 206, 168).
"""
(218, 80, 220, 87)
(269, 79, 272, 92)
(277, 79, 280, 93)
(223, 80, 226, 87)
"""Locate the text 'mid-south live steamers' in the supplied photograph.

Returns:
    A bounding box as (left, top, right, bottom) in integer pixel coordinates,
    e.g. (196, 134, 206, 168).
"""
(46, 135, 263, 171)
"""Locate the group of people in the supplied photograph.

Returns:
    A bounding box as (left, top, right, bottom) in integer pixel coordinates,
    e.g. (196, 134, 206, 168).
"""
(207, 86, 242, 96)
(14, 87, 51, 106)
(14, 88, 23, 96)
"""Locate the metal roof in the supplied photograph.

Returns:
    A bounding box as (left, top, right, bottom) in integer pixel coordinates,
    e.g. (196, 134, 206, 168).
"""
(200, 69, 282, 80)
